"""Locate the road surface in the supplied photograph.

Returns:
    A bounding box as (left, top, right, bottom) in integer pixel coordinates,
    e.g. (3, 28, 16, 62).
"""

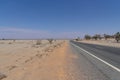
(70, 41, 120, 80)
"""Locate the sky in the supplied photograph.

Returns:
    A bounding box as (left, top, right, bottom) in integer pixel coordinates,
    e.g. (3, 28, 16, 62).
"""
(0, 0, 120, 39)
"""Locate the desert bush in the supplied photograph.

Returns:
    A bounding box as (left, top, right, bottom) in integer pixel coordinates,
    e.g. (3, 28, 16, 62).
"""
(97, 34, 102, 40)
(13, 40, 16, 42)
(8, 42, 12, 44)
(92, 35, 98, 40)
(92, 34, 101, 40)
(103, 34, 113, 40)
(54, 39, 56, 42)
(115, 32, 120, 43)
(47, 39, 53, 44)
(84, 35, 91, 40)
(0, 73, 7, 79)
(36, 40, 42, 45)
(75, 37, 80, 41)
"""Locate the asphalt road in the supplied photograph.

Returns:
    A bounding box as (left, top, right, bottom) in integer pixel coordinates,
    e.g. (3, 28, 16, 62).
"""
(70, 41, 120, 80)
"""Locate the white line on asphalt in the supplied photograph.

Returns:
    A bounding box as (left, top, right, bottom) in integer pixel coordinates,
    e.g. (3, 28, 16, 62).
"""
(71, 43, 120, 72)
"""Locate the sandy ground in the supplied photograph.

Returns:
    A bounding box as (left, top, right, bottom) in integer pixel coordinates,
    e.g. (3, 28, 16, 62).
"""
(77, 39, 120, 48)
(0, 40, 115, 80)
(0, 40, 65, 80)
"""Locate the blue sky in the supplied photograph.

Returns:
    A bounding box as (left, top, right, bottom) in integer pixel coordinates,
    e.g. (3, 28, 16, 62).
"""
(0, 0, 120, 39)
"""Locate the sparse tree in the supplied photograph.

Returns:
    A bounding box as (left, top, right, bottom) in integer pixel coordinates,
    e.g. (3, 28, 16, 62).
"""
(84, 35, 91, 40)
(103, 34, 115, 40)
(104, 34, 111, 40)
(115, 32, 120, 43)
(97, 34, 102, 40)
(92, 36, 97, 40)
(109, 34, 115, 39)
(92, 34, 101, 40)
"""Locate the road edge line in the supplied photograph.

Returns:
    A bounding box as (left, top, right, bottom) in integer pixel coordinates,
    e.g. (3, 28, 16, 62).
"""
(71, 43, 120, 72)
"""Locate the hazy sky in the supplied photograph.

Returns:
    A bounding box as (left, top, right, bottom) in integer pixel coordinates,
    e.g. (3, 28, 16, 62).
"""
(0, 0, 120, 39)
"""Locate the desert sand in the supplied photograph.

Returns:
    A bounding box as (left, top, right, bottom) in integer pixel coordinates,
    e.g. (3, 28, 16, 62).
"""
(0, 40, 66, 80)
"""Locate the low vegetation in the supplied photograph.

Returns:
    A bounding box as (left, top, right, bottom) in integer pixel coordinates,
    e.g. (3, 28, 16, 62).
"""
(36, 40, 42, 45)
(75, 32, 120, 43)
(0, 73, 7, 80)
(84, 35, 91, 40)
(115, 32, 120, 42)
(47, 39, 53, 44)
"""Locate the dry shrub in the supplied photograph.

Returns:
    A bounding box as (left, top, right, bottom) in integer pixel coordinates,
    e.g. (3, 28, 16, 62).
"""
(0, 73, 7, 79)
(47, 39, 53, 44)
(36, 40, 42, 45)
(8, 42, 12, 44)
(8, 66, 17, 70)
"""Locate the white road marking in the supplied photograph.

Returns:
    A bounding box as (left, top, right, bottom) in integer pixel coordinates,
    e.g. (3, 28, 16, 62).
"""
(71, 43, 120, 72)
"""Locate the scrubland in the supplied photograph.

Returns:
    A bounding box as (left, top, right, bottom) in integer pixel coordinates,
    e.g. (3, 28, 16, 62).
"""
(0, 40, 66, 80)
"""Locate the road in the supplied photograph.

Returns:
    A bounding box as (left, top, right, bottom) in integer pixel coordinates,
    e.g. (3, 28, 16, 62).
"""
(70, 41, 120, 80)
